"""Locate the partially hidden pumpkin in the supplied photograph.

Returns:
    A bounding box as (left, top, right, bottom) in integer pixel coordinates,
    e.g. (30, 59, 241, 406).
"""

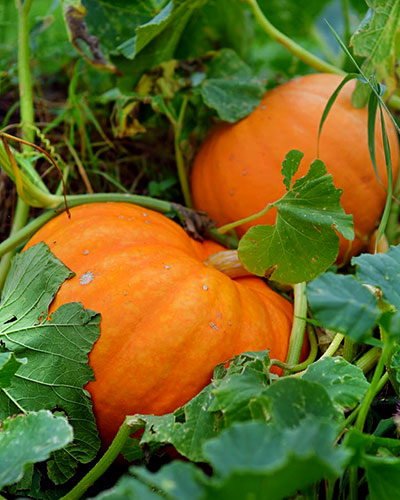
(191, 73, 399, 264)
(25, 202, 293, 445)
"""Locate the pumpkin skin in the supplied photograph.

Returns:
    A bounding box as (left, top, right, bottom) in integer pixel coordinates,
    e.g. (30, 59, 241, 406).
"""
(25, 202, 293, 445)
(191, 73, 399, 264)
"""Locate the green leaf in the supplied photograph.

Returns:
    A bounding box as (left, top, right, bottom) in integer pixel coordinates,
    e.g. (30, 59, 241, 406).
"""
(131, 385, 218, 463)
(344, 428, 400, 499)
(199, 49, 265, 122)
(350, 0, 400, 107)
(264, 377, 343, 427)
(363, 456, 400, 500)
(92, 474, 162, 499)
(281, 149, 304, 190)
(201, 419, 350, 500)
(354, 245, 400, 309)
(0, 410, 73, 489)
(0, 243, 100, 473)
(307, 272, 381, 342)
(208, 352, 270, 426)
(238, 155, 354, 283)
(0, 352, 26, 389)
(302, 357, 370, 409)
(133, 461, 205, 500)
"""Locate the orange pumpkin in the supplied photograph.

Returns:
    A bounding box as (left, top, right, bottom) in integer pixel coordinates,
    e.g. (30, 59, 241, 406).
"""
(25, 202, 293, 444)
(191, 73, 399, 264)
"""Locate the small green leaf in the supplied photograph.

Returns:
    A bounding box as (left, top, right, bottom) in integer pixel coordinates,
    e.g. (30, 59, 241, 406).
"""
(264, 377, 343, 427)
(199, 49, 265, 122)
(281, 149, 304, 190)
(350, 0, 400, 107)
(0, 352, 26, 389)
(238, 156, 354, 283)
(0, 410, 73, 489)
(307, 273, 381, 342)
(133, 461, 205, 500)
(302, 357, 370, 409)
(354, 245, 400, 309)
(131, 386, 218, 463)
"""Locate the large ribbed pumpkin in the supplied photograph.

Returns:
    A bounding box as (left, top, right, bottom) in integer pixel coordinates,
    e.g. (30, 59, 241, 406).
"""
(191, 73, 399, 264)
(24, 202, 293, 444)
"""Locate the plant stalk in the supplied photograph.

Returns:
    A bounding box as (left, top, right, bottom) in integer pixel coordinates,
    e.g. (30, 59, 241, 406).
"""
(0, 0, 34, 291)
(60, 417, 133, 500)
(283, 282, 307, 375)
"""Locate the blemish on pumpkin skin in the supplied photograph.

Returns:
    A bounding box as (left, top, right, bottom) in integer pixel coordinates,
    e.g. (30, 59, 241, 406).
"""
(209, 321, 219, 330)
(229, 189, 235, 196)
(142, 213, 148, 217)
(145, 220, 152, 224)
(203, 285, 208, 291)
(83, 250, 89, 255)
(165, 265, 171, 270)
(118, 215, 125, 219)
(216, 311, 222, 318)
(241, 170, 247, 176)
(79, 271, 95, 285)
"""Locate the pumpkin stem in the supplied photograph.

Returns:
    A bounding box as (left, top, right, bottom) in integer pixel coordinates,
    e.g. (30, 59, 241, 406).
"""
(204, 250, 252, 278)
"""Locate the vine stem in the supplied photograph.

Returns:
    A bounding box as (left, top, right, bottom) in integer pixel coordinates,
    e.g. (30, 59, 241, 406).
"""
(244, 0, 345, 76)
(271, 324, 318, 373)
(60, 417, 133, 500)
(244, 0, 400, 111)
(174, 95, 192, 208)
(355, 339, 391, 432)
(283, 282, 307, 375)
(217, 203, 273, 234)
(320, 333, 344, 358)
(0, 0, 34, 291)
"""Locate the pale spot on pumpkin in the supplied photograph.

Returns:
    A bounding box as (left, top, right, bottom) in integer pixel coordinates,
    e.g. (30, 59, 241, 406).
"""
(142, 213, 148, 217)
(216, 311, 222, 318)
(145, 220, 152, 224)
(123, 292, 127, 296)
(83, 250, 89, 255)
(260, 104, 266, 110)
(203, 285, 208, 290)
(118, 215, 125, 219)
(229, 189, 235, 196)
(209, 321, 218, 330)
(79, 271, 94, 285)
(242, 170, 247, 176)
(228, 321, 233, 326)
(165, 265, 171, 269)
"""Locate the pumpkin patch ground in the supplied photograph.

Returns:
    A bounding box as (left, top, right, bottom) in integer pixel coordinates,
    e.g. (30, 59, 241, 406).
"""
(1, 1, 400, 499)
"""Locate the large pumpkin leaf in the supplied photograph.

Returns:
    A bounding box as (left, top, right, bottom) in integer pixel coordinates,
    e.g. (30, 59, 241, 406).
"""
(0, 410, 73, 490)
(0, 243, 100, 482)
(350, 0, 400, 107)
(238, 150, 354, 284)
(308, 244, 400, 344)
